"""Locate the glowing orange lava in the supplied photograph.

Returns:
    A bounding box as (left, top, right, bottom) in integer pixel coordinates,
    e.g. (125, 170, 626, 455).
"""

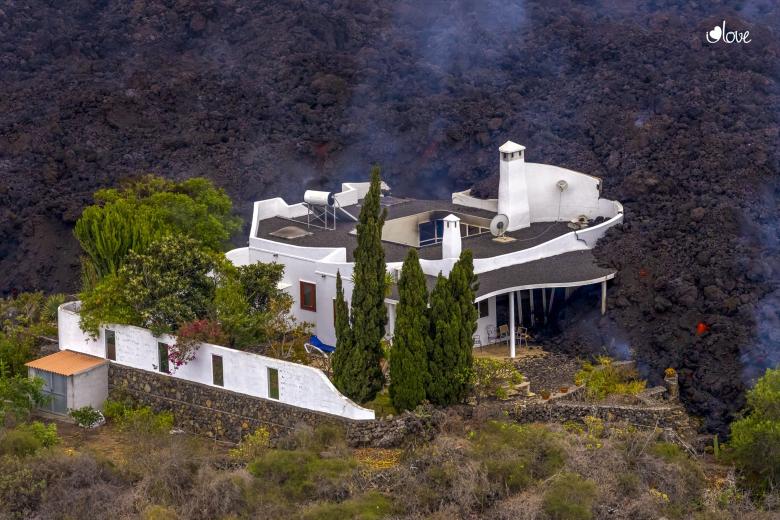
(696, 322, 709, 336)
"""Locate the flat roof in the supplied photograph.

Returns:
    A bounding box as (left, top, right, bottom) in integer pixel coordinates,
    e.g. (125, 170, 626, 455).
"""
(26, 350, 107, 376)
(254, 197, 575, 262)
(388, 250, 615, 301)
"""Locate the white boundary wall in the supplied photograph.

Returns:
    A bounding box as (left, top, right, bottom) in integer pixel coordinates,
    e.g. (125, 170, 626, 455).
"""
(58, 302, 374, 421)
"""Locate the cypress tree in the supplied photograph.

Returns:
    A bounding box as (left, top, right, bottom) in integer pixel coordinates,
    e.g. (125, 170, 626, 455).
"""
(331, 271, 354, 392)
(389, 248, 429, 411)
(426, 273, 460, 405)
(332, 166, 387, 403)
(447, 249, 479, 402)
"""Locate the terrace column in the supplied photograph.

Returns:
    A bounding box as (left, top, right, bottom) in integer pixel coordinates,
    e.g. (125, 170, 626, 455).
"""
(601, 280, 607, 315)
(509, 291, 516, 358)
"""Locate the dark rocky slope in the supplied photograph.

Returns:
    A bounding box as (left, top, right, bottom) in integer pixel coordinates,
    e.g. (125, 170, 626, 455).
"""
(1, 0, 778, 432)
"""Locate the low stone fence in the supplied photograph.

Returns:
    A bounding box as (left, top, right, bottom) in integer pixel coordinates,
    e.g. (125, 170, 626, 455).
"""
(109, 363, 692, 448)
(510, 401, 690, 431)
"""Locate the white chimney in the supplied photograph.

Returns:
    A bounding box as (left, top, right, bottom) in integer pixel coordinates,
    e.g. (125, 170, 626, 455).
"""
(497, 140, 531, 231)
(441, 214, 462, 259)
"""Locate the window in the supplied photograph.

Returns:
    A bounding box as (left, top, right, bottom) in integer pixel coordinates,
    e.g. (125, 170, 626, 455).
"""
(105, 329, 116, 361)
(268, 367, 279, 400)
(476, 300, 489, 319)
(300, 281, 317, 311)
(212, 355, 224, 387)
(157, 342, 170, 374)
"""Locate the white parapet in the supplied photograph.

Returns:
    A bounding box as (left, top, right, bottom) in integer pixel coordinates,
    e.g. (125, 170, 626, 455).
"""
(57, 302, 374, 421)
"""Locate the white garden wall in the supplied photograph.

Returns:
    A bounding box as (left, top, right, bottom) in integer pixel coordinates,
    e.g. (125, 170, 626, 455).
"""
(58, 303, 374, 421)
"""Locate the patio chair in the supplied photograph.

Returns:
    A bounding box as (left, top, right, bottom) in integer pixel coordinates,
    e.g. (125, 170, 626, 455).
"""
(472, 334, 482, 350)
(486, 325, 499, 344)
(516, 327, 531, 349)
(498, 324, 510, 344)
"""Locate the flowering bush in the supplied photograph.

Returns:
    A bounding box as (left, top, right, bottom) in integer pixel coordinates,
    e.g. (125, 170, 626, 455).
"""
(169, 319, 227, 370)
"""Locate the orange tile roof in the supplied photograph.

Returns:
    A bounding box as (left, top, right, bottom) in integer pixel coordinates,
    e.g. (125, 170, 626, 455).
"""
(25, 350, 107, 376)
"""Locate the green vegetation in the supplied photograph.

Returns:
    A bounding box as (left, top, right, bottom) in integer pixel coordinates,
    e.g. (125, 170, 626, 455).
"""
(74, 175, 241, 281)
(302, 491, 393, 520)
(575, 356, 647, 400)
(229, 427, 271, 463)
(542, 473, 597, 520)
(332, 167, 387, 403)
(69, 406, 104, 428)
(0, 422, 59, 457)
(729, 367, 780, 494)
(471, 421, 566, 495)
(388, 248, 429, 411)
(471, 357, 524, 402)
(103, 399, 174, 434)
(80, 235, 218, 336)
(426, 251, 478, 406)
(0, 375, 48, 423)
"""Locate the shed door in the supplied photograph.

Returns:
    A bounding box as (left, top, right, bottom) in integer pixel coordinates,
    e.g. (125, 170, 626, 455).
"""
(34, 369, 68, 414)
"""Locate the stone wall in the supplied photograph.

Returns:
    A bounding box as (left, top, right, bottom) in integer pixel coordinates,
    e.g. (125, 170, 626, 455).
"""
(510, 401, 692, 431)
(109, 364, 352, 442)
(513, 352, 581, 393)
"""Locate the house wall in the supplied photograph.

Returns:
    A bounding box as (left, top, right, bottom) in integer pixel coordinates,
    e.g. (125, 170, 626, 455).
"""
(58, 303, 374, 420)
(70, 364, 109, 410)
(525, 163, 603, 222)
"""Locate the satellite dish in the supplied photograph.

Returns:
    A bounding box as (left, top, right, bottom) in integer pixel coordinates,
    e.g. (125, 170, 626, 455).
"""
(556, 180, 568, 191)
(490, 214, 509, 237)
(490, 214, 516, 243)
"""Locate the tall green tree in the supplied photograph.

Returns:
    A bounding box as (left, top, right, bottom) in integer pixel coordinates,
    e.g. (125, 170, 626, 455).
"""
(79, 236, 218, 336)
(332, 166, 387, 403)
(425, 250, 478, 406)
(426, 273, 460, 405)
(75, 175, 241, 281)
(447, 250, 479, 402)
(332, 271, 354, 390)
(389, 249, 429, 411)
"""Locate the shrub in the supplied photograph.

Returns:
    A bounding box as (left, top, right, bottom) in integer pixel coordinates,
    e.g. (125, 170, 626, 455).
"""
(18, 421, 59, 448)
(471, 421, 565, 496)
(0, 429, 42, 457)
(170, 319, 227, 370)
(230, 427, 271, 463)
(542, 472, 597, 520)
(0, 454, 47, 517)
(471, 358, 524, 403)
(247, 449, 356, 501)
(575, 357, 646, 400)
(302, 491, 393, 520)
(729, 367, 780, 494)
(141, 505, 178, 520)
(69, 406, 104, 428)
(102, 399, 173, 434)
(0, 374, 48, 422)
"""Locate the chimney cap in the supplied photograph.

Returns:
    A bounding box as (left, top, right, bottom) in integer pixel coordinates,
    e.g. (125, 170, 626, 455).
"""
(499, 140, 525, 153)
(442, 213, 460, 222)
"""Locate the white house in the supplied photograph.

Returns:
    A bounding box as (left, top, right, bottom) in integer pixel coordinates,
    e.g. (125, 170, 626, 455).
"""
(43, 140, 622, 423)
(227, 141, 624, 358)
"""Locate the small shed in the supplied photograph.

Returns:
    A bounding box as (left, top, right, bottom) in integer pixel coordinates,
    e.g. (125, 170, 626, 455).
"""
(25, 350, 109, 415)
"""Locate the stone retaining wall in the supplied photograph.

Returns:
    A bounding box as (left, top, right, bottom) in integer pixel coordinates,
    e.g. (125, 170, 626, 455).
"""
(109, 364, 351, 442)
(109, 363, 693, 448)
(511, 401, 690, 431)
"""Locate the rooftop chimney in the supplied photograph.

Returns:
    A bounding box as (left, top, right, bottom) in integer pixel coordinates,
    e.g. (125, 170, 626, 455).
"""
(497, 141, 531, 231)
(441, 214, 462, 259)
